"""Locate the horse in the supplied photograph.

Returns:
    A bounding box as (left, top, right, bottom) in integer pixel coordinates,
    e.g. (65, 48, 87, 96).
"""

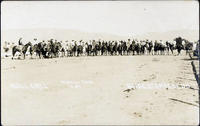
(165, 41, 170, 55)
(154, 42, 158, 55)
(60, 42, 66, 57)
(168, 43, 175, 55)
(86, 43, 92, 56)
(135, 43, 141, 55)
(101, 42, 107, 56)
(147, 41, 153, 55)
(130, 41, 136, 55)
(72, 43, 78, 57)
(140, 43, 146, 55)
(113, 42, 118, 55)
(117, 43, 123, 55)
(122, 42, 127, 55)
(127, 43, 133, 55)
(92, 43, 99, 56)
(174, 37, 184, 55)
(34, 42, 44, 59)
(159, 43, 166, 55)
(77, 44, 83, 56)
(54, 42, 62, 57)
(184, 40, 193, 55)
(154, 42, 166, 55)
(108, 42, 114, 56)
(12, 42, 32, 59)
(67, 43, 74, 57)
(97, 42, 102, 56)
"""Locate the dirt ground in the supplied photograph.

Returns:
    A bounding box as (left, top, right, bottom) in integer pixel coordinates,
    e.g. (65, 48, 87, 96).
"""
(1, 53, 199, 125)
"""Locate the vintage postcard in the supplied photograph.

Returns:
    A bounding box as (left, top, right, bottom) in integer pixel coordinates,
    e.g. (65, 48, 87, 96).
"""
(1, 1, 199, 125)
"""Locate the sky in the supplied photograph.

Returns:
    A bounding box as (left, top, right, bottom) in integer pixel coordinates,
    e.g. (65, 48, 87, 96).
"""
(1, 1, 199, 37)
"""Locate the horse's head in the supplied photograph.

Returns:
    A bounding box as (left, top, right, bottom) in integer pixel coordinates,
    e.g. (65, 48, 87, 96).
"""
(27, 42, 32, 47)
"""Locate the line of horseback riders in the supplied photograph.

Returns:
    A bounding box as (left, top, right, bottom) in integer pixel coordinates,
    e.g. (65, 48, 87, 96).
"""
(9, 37, 194, 59)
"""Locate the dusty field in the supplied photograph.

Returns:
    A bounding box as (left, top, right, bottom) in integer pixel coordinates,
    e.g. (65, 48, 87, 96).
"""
(1, 53, 199, 125)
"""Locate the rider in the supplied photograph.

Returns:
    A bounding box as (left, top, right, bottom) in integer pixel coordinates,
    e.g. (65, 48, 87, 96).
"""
(18, 38, 24, 51)
(18, 38, 23, 45)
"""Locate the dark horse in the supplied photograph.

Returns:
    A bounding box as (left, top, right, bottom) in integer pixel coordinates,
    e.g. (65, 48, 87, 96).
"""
(12, 42, 32, 59)
(174, 37, 184, 55)
(86, 43, 92, 56)
(77, 44, 83, 56)
(101, 42, 107, 56)
(122, 42, 127, 55)
(147, 41, 153, 55)
(31, 42, 49, 59)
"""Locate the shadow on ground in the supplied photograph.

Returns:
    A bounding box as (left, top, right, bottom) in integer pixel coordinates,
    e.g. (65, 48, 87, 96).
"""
(188, 53, 199, 86)
(191, 61, 199, 85)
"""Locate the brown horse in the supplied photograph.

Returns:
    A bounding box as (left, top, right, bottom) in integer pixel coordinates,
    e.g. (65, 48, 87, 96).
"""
(183, 39, 193, 55)
(12, 42, 32, 59)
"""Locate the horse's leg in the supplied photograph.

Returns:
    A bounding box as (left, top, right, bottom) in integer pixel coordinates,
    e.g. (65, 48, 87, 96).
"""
(177, 49, 180, 55)
(38, 52, 41, 59)
(40, 51, 43, 58)
(12, 50, 16, 60)
(168, 48, 170, 55)
(30, 53, 32, 59)
(30, 50, 33, 59)
(23, 52, 26, 59)
(51, 52, 53, 58)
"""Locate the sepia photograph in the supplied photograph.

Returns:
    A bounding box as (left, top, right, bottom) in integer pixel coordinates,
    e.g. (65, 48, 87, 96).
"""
(1, 0, 199, 125)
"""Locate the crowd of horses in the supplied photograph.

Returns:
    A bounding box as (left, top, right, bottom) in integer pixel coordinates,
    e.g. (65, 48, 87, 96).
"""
(10, 37, 194, 59)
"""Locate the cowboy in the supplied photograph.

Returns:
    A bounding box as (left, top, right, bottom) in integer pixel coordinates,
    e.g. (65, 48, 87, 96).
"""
(141, 40, 145, 46)
(127, 39, 131, 48)
(159, 40, 163, 44)
(17, 38, 25, 52)
(18, 38, 23, 45)
(92, 40, 96, 49)
(55, 40, 57, 44)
